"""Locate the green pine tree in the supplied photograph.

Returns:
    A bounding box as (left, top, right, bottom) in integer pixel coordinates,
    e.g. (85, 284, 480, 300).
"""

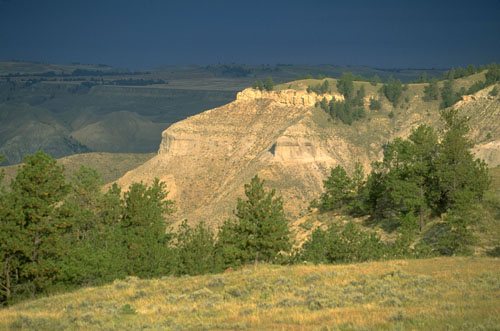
(320, 165, 353, 211)
(336, 73, 355, 100)
(264, 77, 275, 91)
(175, 220, 216, 275)
(382, 76, 403, 107)
(119, 179, 176, 277)
(0, 151, 69, 302)
(435, 109, 490, 213)
(423, 79, 439, 101)
(215, 175, 291, 268)
(56, 167, 126, 288)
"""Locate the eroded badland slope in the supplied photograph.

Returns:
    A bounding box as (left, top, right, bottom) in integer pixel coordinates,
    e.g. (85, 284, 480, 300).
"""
(115, 77, 500, 225)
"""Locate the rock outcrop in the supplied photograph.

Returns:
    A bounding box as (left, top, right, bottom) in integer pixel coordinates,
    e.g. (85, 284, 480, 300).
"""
(115, 89, 354, 224)
(235, 88, 344, 107)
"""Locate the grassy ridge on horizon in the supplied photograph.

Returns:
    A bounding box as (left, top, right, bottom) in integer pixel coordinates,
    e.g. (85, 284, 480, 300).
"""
(0, 152, 155, 186)
(0, 257, 498, 330)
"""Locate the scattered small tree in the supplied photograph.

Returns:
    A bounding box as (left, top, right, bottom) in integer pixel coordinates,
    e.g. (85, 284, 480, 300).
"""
(336, 73, 355, 100)
(252, 80, 264, 91)
(423, 79, 439, 101)
(369, 97, 381, 110)
(381, 76, 403, 107)
(369, 75, 381, 86)
(264, 77, 275, 91)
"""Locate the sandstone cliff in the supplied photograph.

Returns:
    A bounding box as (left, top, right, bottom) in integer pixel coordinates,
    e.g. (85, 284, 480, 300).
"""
(115, 85, 500, 225)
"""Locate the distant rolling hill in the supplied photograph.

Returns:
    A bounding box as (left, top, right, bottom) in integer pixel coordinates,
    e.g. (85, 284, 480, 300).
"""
(1, 152, 155, 185)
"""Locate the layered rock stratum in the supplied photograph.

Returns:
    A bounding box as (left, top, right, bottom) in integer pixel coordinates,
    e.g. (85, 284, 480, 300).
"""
(115, 85, 500, 225)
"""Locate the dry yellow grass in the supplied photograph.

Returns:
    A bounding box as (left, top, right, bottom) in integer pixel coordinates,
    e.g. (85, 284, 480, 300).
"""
(1, 257, 499, 330)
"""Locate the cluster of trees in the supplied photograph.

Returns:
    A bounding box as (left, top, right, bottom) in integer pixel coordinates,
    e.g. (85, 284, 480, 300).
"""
(307, 80, 330, 94)
(309, 73, 412, 124)
(317, 73, 366, 125)
(252, 77, 275, 91)
(301, 222, 390, 264)
(309, 109, 489, 258)
(380, 76, 405, 107)
(0, 157, 291, 305)
(422, 63, 500, 108)
(444, 65, 481, 80)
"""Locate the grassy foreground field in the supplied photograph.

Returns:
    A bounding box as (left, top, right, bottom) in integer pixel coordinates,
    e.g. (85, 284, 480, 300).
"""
(1, 257, 499, 330)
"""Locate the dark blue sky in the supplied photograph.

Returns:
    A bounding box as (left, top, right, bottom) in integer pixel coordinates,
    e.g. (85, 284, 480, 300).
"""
(0, 0, 499, 69)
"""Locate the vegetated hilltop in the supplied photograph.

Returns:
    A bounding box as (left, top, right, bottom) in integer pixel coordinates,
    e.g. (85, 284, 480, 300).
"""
(1, 257, 498, 330)
(114, 72, 500, 226)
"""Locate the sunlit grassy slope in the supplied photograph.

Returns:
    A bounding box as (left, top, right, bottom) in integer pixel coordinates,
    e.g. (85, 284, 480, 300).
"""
(1, 257, 498, 330)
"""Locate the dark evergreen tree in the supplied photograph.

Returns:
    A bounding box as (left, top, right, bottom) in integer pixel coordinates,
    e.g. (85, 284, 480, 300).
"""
(364, 126, 439, 231)
(465, 64, 476, 76)
(308, 80, 330, 94)
(485, 63, 500, 85)
(264, 77, 275, 91)
(381, 76, 403, 106)
(215, 175, 291, 268)
(252, 80, 264, 91)
(301, 222, 384, 264)
(423, 79, 439, 101)
(336, 73, 355, 100)
(118, 179, 176, 278)
(55, 167, 126, 288)
(434, 109, 490, 213)
(300, 227, 329, 264)
(175, 220, 216, 275)
(440, 79, 460, 109)
(354, 85, 366, 106)
(319, 165, 353, 211)
(0, 151, 69, 302)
